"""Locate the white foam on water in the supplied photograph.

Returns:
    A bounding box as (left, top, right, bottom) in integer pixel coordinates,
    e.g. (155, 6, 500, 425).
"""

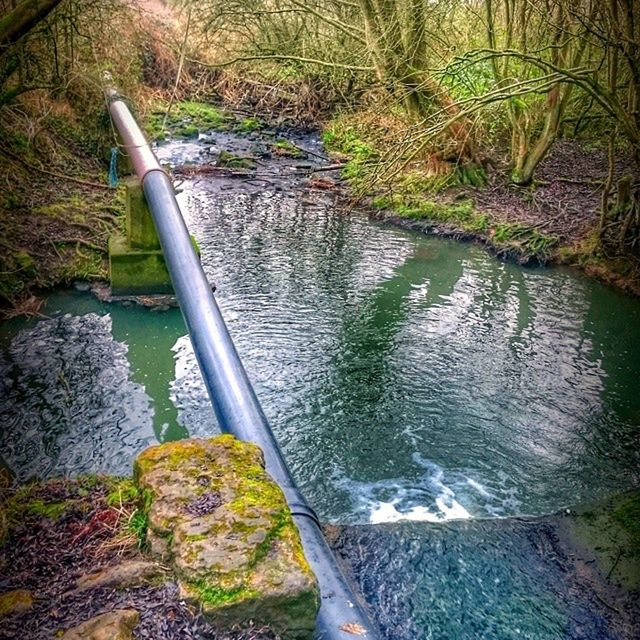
(369, 497, 472, 524)
(466, 477, 493, 498)
(332, 451, 518, 524)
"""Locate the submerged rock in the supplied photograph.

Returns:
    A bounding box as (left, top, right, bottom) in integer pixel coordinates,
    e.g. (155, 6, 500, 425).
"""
(559, 490, 640, 591)
(134, 435, 319, 638)
(0, 589, 33, 617)
(61, 609, 140, 640)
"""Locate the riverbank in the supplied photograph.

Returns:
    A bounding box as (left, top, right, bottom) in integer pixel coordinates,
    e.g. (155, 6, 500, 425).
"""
(0, 0, 189, 318)
(322, 118, 640, 297)
(1, 92, 637, 320)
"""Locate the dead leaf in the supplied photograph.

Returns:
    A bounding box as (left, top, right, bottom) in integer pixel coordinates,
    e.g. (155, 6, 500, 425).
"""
(339, 622, 367, 635)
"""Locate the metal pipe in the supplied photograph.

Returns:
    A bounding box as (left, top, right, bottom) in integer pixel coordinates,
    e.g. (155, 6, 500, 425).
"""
(107, 90, 381, 639)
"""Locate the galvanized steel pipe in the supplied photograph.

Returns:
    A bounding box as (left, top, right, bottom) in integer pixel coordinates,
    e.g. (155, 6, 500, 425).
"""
(106, 88, 381, 639)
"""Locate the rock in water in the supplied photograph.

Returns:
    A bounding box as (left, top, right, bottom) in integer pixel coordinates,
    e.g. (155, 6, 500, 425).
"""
(61, 609, 140, 640)
(134, 435, 319, 639)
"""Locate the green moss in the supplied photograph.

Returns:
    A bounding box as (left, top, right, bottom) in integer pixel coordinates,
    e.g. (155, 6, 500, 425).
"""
(374, 192, 557, 262)
(184, 533, 209, 542)
(145, 101, 232, 141)
(5, 484, 70, 523)
(272, 139, 303, 158)
(188, 580, 255, 607)
(175, 124, 199, 138)
(566, 491, 640, 590)
(556, 234, 640, 296)
(613, 494, 640, 546)
(217, 151, 256, 170)
(23, 499, 68, 519)
(107, 478, 138, 506)
(380, 195, 489, 233)
(322, 124, 376, 161)
(238, 117, 262, 132)
(396, 165, 487, 194)
(14, 251, 36, 275)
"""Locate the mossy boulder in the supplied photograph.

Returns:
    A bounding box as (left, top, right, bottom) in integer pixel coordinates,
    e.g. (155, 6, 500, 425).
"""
(134, 435, 319, 638)
(217, 151, 256, 170)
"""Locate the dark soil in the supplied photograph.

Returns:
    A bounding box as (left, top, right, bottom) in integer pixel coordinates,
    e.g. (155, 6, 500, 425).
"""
(463, 140, 636, 244)
(0, 478, 279, 640)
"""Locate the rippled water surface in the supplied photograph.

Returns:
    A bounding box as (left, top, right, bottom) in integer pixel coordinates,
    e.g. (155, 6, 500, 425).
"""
(1, 133, 639, 638)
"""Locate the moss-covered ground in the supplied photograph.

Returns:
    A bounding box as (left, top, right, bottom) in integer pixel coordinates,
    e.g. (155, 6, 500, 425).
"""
(145, 100, 265, 142)
(563, 490, 640, 591)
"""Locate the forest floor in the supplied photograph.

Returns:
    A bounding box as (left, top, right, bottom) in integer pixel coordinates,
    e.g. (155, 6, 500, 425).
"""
(464, 140, 628, 244)
(0, 476, 278, 640)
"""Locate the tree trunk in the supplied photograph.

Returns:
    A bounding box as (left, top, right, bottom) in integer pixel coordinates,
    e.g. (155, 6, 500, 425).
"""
(0, 0, 63, 50)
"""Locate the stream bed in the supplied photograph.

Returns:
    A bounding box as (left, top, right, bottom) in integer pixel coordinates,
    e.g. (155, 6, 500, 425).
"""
(1, 130, 639, 638)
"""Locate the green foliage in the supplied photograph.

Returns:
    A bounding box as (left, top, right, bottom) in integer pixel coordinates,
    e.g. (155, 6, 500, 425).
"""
(146, 101, 232, 141)
(106, 479, 138, 507)
(272, 139, 303, 157)
(127, 509, 149, 548)
(124, 487, 152, 549)
(323, 124, 376, 161)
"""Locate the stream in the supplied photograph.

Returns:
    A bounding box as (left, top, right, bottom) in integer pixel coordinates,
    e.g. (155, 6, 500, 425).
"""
(1, 130, 639, 638)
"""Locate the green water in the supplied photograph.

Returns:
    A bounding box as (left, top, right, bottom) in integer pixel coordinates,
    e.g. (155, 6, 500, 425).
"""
(1, 133, 639, 638)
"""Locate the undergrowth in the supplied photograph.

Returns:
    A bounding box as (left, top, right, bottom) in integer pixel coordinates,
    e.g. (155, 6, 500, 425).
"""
(324, 113, 557, 264)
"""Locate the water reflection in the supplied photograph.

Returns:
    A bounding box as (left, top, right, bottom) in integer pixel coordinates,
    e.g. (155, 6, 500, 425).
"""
(172, 162, 640, 523)
(0, 313, 156, 481)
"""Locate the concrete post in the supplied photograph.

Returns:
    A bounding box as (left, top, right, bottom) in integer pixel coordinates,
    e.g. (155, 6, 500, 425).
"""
(108, 176, 173, 295)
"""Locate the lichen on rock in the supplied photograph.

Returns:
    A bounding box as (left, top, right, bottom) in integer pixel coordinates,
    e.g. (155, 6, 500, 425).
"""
(134, 435, 319, 638)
